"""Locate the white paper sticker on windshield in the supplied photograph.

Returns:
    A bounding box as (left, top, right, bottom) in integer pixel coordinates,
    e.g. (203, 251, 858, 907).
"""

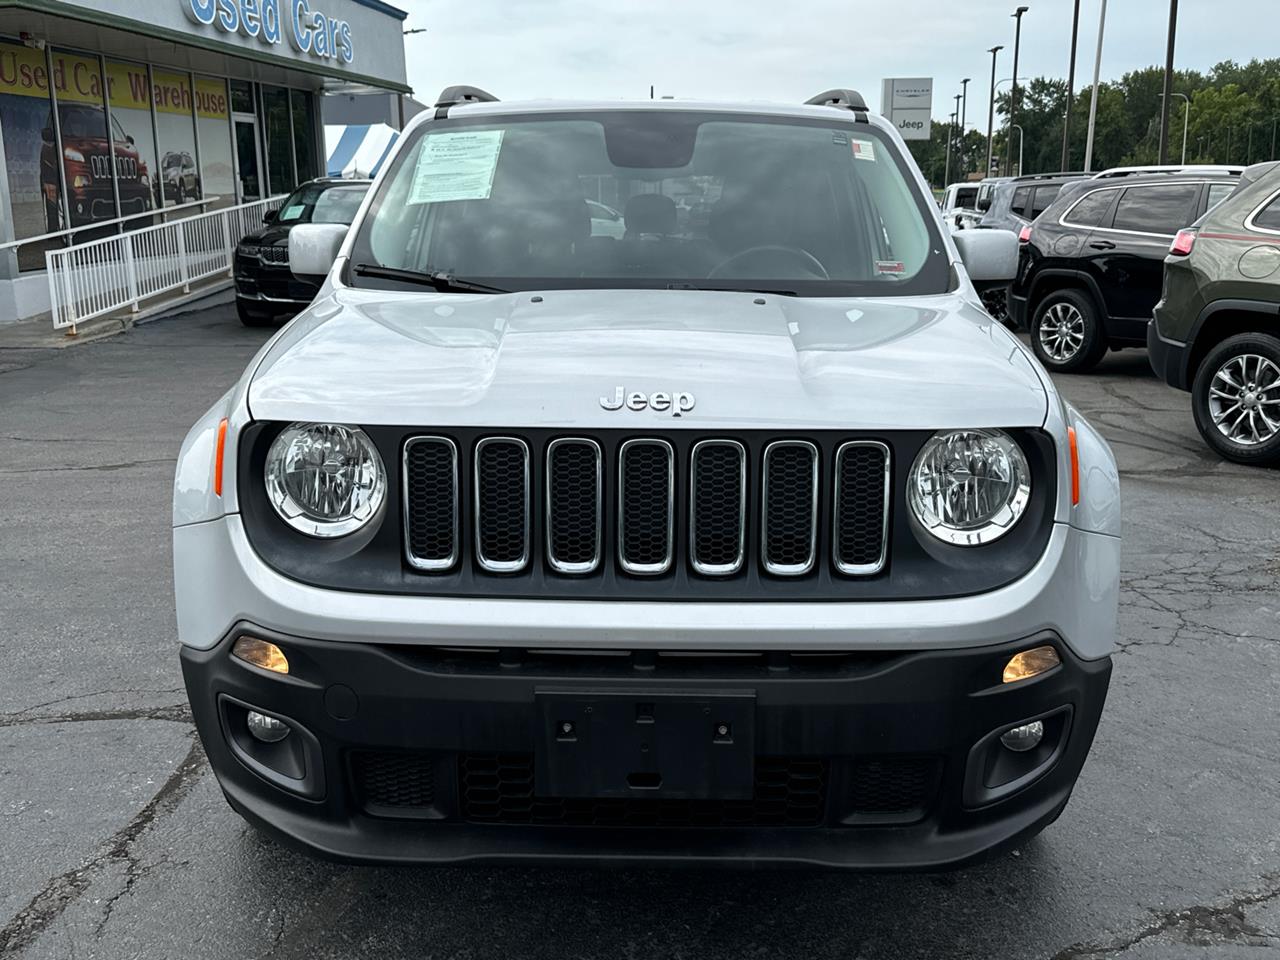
(851, 138, 876, 162)
(409, 130, 505, 204)
(281, 204, 304, 220)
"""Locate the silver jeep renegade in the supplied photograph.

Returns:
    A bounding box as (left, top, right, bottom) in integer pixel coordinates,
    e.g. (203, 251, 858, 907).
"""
(173, 87, 1120, 869)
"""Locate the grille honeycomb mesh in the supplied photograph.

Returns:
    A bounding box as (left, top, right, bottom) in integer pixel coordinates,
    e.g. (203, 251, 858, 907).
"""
(352, 752, 436, 809)
(692, 442, 744, 572)
(619, 442, 672, 570)
(547, 441, 600, 570)
(848, 757, 939, 816)
(763, 444, 817, 572)
(835, 444, 888, 571)
(404, 439, 457, 567)
(459, 754, 827, 827)
(476, 440, 528, 568)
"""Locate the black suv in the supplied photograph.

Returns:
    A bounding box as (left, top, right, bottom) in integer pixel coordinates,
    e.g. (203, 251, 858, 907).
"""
(1010, 172, 1239, 372)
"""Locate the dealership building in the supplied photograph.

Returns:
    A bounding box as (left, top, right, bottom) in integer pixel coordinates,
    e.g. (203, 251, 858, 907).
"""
(0, 0, 410, 323)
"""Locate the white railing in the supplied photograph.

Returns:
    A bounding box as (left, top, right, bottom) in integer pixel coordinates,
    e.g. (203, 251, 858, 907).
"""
(45, 196, 285, 332)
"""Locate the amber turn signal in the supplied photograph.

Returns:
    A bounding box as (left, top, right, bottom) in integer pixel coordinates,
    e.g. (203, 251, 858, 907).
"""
(232, 636, 289, 675)
(1002, 644, 1060, 684)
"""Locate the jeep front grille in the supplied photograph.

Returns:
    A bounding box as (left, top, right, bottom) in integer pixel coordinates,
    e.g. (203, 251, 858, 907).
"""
(401, 433, 890, 581)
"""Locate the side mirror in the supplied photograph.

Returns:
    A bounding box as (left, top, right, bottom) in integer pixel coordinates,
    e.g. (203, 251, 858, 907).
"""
(954, 229, 1018, 282)
(262, 208, 278, 225)
(126, 134, 135, 145)
(288, 222, 347, 279)
(976, 193, 992, 213)
(41, 126, 54, 142)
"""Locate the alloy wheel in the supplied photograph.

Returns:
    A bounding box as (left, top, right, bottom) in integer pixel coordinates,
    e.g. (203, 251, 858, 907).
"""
(1208, 353, 1280, 446)
(1037, 302, 1086, 362)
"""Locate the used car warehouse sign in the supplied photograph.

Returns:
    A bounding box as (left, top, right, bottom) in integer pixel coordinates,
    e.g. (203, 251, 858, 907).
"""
(182, 0, 355, 65)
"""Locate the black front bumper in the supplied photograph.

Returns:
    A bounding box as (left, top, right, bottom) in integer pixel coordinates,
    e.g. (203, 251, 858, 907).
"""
(181, 626, 1111, 869)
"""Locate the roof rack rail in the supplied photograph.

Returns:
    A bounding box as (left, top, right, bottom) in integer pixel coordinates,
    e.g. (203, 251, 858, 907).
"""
(1092, 164, 1245, 179)
(435, 85, 499, 108)
(804, 89, 868, 112)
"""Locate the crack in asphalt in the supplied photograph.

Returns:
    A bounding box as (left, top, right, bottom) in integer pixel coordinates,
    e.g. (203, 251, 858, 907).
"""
(0, 737, 206, 957)
(0, 703, 193, 729)
(3, 688, 186, 719)
(1051, 874, 1280, 957)
(0, 457, 176, 475)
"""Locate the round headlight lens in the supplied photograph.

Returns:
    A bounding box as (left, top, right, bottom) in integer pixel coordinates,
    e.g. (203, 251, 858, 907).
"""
(908, 429, 1031, 546)
(264, 423, 386, 538)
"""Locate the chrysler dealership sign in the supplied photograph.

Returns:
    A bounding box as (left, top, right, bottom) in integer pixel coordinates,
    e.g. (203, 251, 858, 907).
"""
(183, 0, 354, 65)
(880, 78, 933, 141)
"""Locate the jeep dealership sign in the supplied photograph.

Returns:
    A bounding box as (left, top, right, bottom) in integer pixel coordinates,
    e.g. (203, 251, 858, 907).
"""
(880, 78, 933, 141)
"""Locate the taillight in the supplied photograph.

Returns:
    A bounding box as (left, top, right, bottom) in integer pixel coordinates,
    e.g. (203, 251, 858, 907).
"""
(1018, 225, 1033, 243)
(1170, 230, 1196, 256)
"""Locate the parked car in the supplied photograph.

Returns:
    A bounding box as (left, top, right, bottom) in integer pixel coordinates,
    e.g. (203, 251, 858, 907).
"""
(1010, 170, 1240, 372)
(1149, 161, 1280, 465)
(940, 181, 980, 229)
(234, 178, 371, 326)
(160, 151, 202, 205)
(173, 86, 1119, 870)
(40, 104, 152, 230)
(977, 172, 1088, 234)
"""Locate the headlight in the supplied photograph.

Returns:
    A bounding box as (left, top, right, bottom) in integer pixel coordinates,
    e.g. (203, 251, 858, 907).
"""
(264, 423, 386, 538)
(908, 429, 1030, 545)
(63, 147, 85, 162)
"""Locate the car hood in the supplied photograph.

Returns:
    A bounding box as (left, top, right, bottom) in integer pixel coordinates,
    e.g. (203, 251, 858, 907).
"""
(247, 287, 1048, 430)
(240, 224, 293, 246)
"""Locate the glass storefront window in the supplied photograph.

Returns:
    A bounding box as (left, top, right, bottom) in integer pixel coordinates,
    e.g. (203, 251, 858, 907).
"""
(49, 50, 117, 237)
(106, 60, 160, 224)
(230, 80, 254, 115)
(195, 76, 234, 209)
(0, 40, 63, 270)
(152, 70, 200, 207)
(291, 89, 318, 185)
(261, 84, 294, 195)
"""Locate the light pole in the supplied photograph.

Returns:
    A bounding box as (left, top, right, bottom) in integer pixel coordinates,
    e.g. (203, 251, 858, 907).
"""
(1158, 92, 1190, 164)
(1005, 6, 1030, 176)
(1061, 0, 1082, 171)
(1083, 0, 1108, 172)
(960, 79, 971, 179)
(1011, 123, 1025, 175)
(944, 109, 957, 186)
(954, 93, 963, 180)
(1157, 0, 1179, 164)
(986, 46, 1004, 176)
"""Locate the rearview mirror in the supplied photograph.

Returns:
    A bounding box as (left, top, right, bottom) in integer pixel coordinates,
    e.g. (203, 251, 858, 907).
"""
(954, 229, 1018, 283)
(288, 223, 347, 279)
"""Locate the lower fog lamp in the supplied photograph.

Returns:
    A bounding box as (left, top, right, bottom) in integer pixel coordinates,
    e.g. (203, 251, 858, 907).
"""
(246, 711, 291, 743)
(999, 720, 1044, 753)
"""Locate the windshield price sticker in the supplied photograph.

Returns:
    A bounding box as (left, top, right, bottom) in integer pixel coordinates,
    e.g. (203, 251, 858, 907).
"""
(281, 204, 305, 220)
(409, 130, 506, 204)
(851, 138, 876, 162)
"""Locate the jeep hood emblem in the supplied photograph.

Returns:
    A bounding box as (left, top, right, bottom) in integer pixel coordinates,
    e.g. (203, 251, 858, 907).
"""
(600, 386, 696, 417)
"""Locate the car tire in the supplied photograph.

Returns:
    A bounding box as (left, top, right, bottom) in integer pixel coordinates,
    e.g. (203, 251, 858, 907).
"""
(236, 300, 276, 328)
(1029, 289, 1108, 373)
(1191, 332, 1280, 467)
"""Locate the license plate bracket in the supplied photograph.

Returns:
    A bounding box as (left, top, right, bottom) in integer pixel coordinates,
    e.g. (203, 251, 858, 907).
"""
(534, 689, 756, 799)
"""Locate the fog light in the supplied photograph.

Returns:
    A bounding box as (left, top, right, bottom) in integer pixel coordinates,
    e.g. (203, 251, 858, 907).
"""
(246, 711, 290, 743)
(232, 636, 289, 674)
(1003, 644, 1060, 683)
(1000, 720, 1044, 753)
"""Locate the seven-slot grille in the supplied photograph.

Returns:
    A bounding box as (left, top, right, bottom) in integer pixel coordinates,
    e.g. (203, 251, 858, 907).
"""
(402, 435, 890, 579)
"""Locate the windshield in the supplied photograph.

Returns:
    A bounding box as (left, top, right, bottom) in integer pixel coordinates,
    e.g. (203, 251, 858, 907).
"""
(348, 111, 948, 297)
(277, 183, 370, 225)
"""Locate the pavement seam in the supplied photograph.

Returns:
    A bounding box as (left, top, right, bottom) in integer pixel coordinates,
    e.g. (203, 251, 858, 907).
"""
(0, 736, 206, 956)
(0, 703, 193, 729)
(1050, 874, 1280, 958)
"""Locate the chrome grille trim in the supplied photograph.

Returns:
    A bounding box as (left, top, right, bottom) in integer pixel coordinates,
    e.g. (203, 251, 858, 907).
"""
(832, 440, 891, 576)
(617, 438, 675, 576)
(402, 436, 459, 572)
(689, 439, 747, 576)
(761, 440, 819, 576)
(473, 436, 531, 574)
(545, 437, 603, 575)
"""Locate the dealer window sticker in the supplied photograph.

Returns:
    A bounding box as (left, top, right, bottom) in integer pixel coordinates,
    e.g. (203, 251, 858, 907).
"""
(281, 204, 305, 220)
(851, 138, 876, 162)
(409, 129, 506, 204)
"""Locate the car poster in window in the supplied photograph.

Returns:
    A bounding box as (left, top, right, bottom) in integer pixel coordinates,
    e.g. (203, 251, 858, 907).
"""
(409, 130, 505, 204)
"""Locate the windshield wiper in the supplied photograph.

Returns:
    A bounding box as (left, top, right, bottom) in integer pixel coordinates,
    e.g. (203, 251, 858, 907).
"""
(352, 263, 509, 294)
(667, 282, 799, 297)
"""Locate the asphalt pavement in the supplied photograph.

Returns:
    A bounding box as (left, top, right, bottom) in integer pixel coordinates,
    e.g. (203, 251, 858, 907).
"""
(1, 301, 1277, 960)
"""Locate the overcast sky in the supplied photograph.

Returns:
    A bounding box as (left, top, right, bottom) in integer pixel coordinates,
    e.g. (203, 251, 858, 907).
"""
(399, 0, 1276, 131)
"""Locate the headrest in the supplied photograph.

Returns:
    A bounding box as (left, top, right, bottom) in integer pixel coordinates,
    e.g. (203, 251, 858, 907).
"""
(624, 193, 677, 236)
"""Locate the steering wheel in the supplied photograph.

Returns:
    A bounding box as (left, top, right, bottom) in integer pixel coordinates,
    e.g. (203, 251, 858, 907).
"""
(707, 245, 830, 281)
